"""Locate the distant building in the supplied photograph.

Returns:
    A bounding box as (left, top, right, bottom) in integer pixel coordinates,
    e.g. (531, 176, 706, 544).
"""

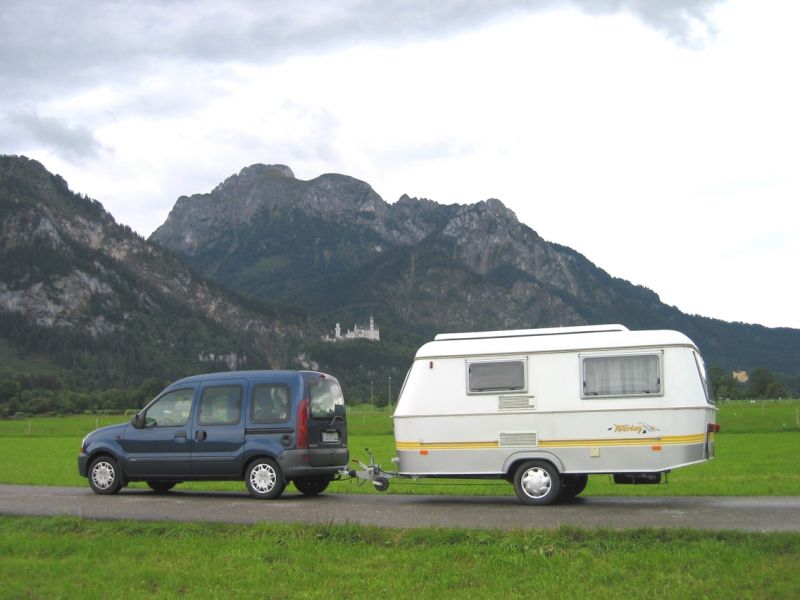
(325, 316, 380, 342)
(732, 370, 749, 383)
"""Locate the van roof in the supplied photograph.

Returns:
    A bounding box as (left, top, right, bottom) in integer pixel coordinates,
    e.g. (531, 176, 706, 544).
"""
(169, 370, 329, 385)
(417, 326, 696, 359)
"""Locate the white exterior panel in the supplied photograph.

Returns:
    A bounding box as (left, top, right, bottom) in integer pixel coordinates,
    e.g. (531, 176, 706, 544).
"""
(393, 326, 717, 477)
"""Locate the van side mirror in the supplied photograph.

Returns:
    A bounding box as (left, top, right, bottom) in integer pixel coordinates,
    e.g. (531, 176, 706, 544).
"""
(131, 414, 144, 429)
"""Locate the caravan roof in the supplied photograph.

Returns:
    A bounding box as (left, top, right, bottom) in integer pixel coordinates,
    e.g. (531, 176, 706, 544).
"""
(417, 325, 696, 359)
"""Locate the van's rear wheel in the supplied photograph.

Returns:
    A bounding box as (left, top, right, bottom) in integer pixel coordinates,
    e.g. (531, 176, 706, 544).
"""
(294, 476, 331, 496)
(513, 460, 561, 505)
(560, 474, 588, 500)
(245, 458, 285, 499)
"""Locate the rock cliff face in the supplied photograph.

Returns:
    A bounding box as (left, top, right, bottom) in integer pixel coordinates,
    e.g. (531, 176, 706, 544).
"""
(150, 163, 800, 373)
(149, 163, 640, 332)
(0, 156, 312, 384)
(3, 156, 797, 389)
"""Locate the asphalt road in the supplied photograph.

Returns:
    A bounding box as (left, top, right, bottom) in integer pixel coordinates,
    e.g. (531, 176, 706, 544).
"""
(2, 484, 799, 532)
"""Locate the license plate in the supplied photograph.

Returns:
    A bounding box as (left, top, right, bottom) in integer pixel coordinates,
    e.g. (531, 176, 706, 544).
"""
(322, 431, 339, 443)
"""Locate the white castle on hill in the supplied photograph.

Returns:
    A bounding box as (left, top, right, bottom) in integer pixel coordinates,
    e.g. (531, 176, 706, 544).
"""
(326, 315, 380, 342)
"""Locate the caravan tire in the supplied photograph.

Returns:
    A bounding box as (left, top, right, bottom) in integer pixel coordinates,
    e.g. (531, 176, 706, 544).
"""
(513, 460, 561, 506)
(560, 474, 588, 500)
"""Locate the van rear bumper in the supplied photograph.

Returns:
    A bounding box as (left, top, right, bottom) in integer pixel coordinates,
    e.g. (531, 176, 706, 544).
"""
(278, 448, 349, 479)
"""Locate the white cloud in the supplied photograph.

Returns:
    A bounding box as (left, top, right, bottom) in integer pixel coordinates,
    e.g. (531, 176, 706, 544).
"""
(1, 0, 798, 329)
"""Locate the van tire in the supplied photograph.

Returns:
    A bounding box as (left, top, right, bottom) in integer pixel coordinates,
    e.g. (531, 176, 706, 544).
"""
(245, 458, 285, 499)
(560, 474, 588, 500)
(513, 460, 561, 505)
(88, 456, 123, 495)
(294, 476, 331, 496)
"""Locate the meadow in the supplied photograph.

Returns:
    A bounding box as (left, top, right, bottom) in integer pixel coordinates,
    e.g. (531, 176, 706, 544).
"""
(1, 516, 799, 599)
(0, 399, 798, 497)
(1, 400, 799, 599)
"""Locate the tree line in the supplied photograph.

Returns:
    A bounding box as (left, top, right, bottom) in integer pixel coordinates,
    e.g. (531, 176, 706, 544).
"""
(709, 367, 797, 401)
(2, 363, 797, 417)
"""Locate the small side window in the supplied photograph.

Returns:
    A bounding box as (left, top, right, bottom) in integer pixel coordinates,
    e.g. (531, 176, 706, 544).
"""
(581, 353, 662, 398)
(467, 360, 526, 394)
(251, 384, 291, 423)
(198, 385, 243, 426)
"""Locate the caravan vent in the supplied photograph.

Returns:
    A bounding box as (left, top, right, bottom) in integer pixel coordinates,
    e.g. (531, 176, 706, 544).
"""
(498, 396, 536, 411)
(499, 432, 538, 447)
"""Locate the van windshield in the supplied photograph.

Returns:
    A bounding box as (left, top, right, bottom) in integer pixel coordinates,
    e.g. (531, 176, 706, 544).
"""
(308, 377, 346, 419)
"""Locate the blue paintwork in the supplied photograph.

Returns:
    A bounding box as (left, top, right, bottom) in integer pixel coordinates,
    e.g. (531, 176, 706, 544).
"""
(78, 370, 349, 484)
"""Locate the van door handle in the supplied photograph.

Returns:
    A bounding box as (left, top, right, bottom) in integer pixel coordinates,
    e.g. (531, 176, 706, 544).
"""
(174, 431, 187, 443)
(195, 430, 207, 442)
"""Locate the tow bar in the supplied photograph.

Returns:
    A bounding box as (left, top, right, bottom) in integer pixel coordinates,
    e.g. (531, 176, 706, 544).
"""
(340, 449, 394, 492)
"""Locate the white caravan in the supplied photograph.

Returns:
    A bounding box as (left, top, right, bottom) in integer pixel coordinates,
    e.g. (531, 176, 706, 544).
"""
(391, 324, 718, 505)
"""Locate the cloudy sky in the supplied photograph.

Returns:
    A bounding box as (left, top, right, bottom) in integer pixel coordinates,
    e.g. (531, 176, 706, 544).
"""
(1, 0, 797, 328)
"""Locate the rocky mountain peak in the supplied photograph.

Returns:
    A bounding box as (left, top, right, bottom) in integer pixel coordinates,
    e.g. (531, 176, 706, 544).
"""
(212, 163, 295, 194)
(0, 156, 310, 384)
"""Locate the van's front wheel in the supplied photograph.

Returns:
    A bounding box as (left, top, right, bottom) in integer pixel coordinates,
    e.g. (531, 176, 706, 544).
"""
(513, 460, 561, 505)
(88, 456, 123, 495)
(245, 458, 285, 499)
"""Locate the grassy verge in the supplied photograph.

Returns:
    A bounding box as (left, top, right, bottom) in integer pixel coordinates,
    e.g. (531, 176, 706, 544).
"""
(1, 516, 799, 599)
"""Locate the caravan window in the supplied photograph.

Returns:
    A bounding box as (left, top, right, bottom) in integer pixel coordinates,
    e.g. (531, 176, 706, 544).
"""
(467, 360, 526, 394)
(581, 353, 662, 397)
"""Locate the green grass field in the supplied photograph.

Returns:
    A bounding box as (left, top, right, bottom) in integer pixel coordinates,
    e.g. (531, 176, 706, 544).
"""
(1, 401, 798, 598)
(0, 400, 797, 497)
(1, 516, 798, 599)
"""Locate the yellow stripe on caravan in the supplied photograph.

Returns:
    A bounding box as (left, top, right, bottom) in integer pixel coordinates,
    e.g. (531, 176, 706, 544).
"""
(395, 441, 499, 450)
(396, 433, 706, 451)
(539, 433, 706, 448)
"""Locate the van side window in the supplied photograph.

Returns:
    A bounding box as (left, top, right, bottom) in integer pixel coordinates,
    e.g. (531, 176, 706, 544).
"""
(582, 353, 662, 397)
(467, 360, 526, 393)
(198, 385, 243, 426)
(251, 384, 291, 423)
(144, 388, 194, 427)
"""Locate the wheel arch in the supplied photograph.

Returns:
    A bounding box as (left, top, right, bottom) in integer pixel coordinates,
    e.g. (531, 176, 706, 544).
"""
(241, 452, 281, 479)
(503, 451, 565, 478)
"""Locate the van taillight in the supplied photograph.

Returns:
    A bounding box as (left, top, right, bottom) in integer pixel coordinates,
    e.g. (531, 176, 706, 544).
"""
(297, 398, 309, 448)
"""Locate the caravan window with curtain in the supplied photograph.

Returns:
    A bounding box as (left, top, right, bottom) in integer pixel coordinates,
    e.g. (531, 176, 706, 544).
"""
(581, 353, 662, 397)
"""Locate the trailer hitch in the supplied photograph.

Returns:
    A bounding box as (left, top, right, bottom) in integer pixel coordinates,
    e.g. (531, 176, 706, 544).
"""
(340, 448, 393, 492)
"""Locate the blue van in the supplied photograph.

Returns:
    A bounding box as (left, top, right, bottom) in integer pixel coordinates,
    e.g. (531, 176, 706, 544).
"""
(78, 370, 349, 499)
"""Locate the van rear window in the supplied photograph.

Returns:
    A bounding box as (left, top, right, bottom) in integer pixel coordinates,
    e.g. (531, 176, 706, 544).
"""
(308, 378, 346, 419)
(468, 360, 526, 393)
(582, 353, 661, 397)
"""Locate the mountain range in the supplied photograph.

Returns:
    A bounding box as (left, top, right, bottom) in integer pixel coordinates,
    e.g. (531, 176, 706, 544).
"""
(0, 156, 313, 387)
(150, 162, 800, 375)
(1, 155, 799, 402)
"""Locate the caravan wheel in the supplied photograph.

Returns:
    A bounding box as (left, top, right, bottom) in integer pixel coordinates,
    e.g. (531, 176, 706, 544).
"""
(560, 474, 588, 500)
(513, 460, 561, 506)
